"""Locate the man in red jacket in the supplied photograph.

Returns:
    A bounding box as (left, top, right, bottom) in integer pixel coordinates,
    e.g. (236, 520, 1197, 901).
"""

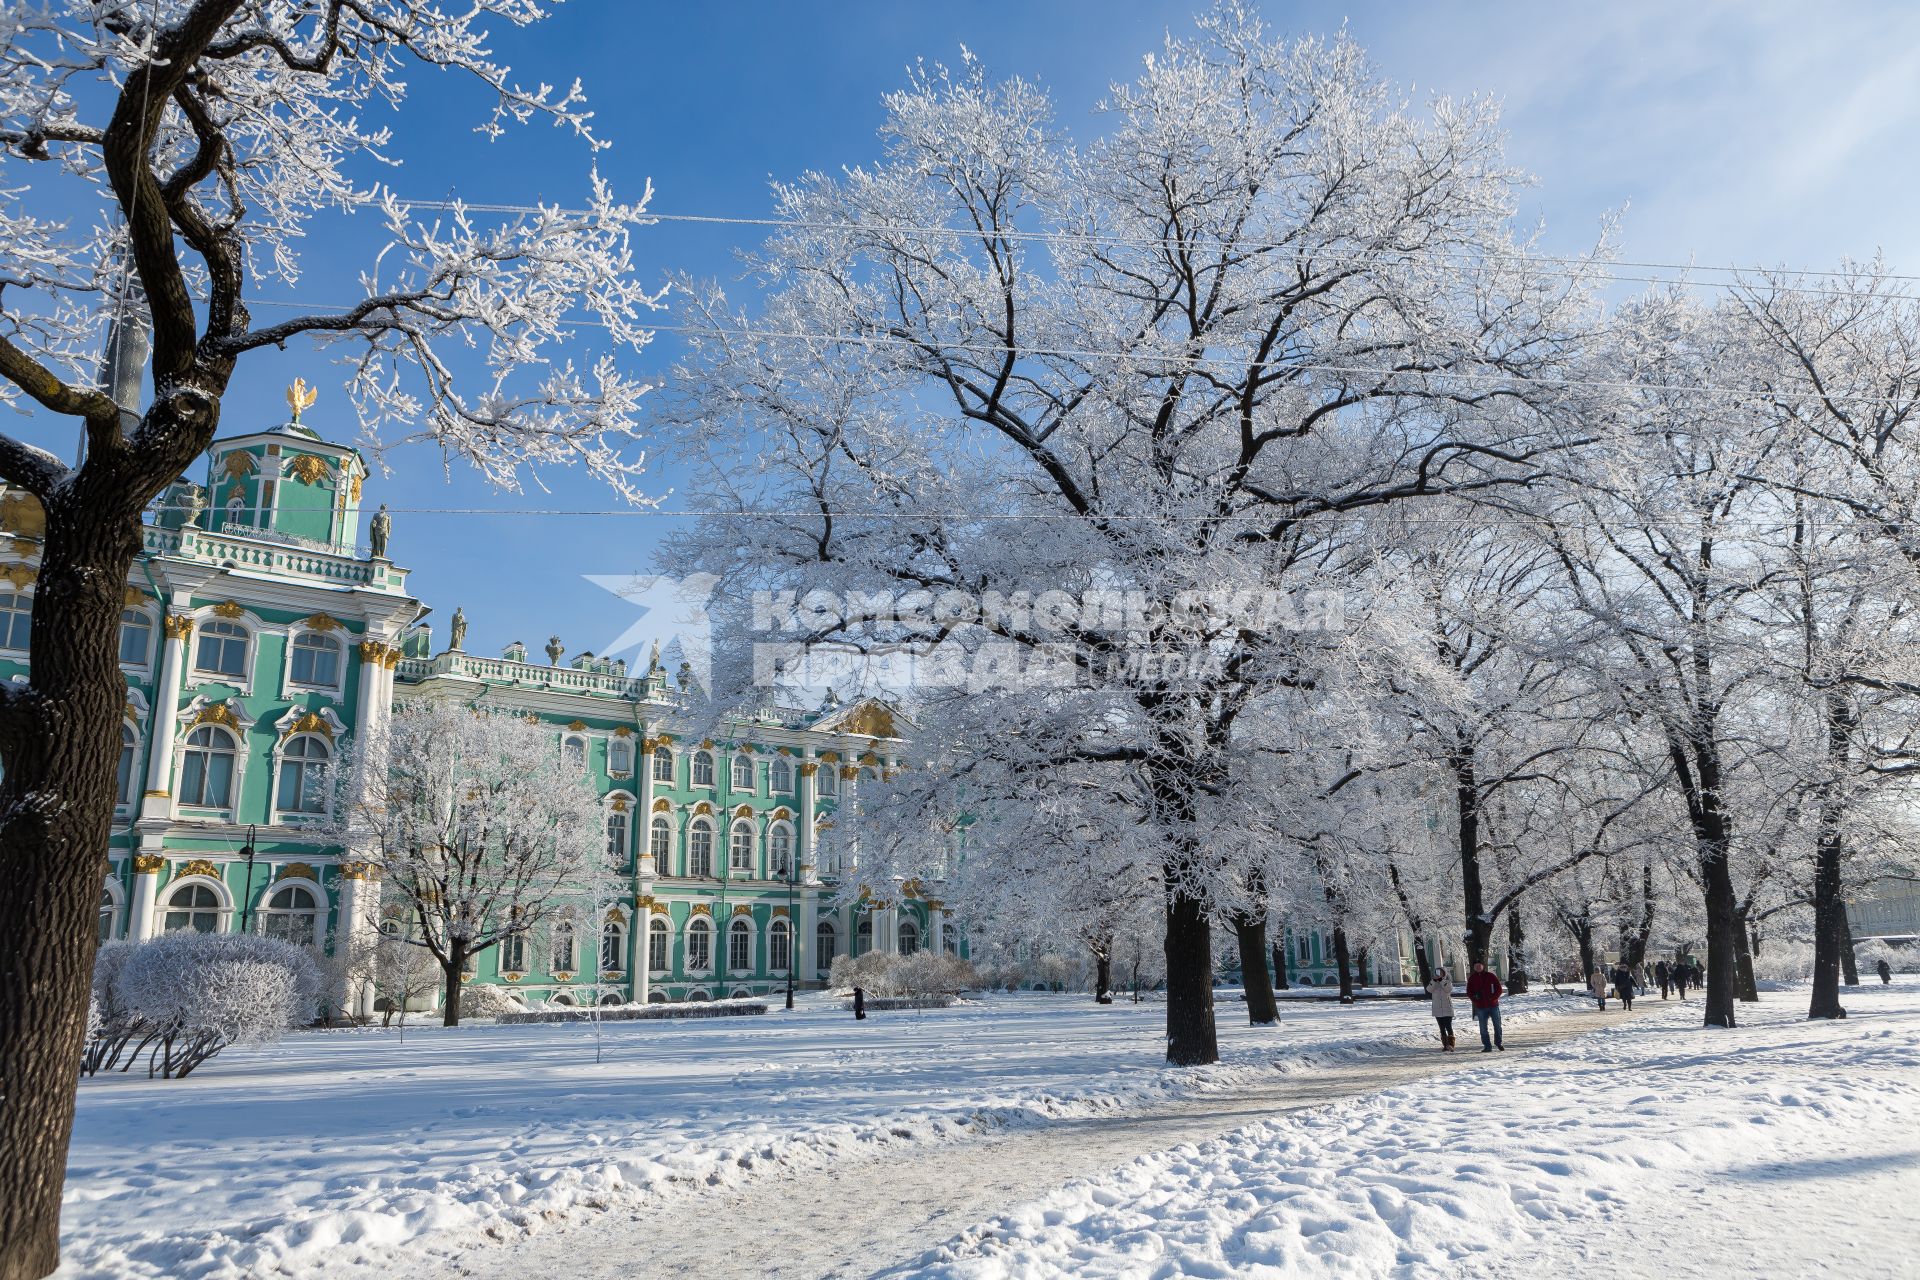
(1467, 960, 1505, 1052)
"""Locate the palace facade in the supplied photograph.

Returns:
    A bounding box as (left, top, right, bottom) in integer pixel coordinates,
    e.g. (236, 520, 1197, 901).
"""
(1, 407, 950, 1014)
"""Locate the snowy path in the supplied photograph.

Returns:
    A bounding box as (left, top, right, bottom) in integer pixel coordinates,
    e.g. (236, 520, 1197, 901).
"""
(424, 1004, 1620, 1280)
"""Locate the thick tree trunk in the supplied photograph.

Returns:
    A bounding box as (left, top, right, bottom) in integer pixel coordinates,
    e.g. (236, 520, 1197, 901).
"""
(440, 938, 469, 1027)
(0, 493, 156, 1280)
(1627, 863, 1655, 970)
(1505, 906, 1529, 994)
(1163, 883, 1217, 1064)
(1271, 933, 1289, 990)
(1092, 945, 1113, 1005)
(1699, 824, 1740, 1029)
(1332, 925, 1354, 1003)
(1562, 911, 1594, 987)
(1733, 904, 1759, 1003)
(1838, 911, 1860, 986)
(1451, 743, 1493, 965)
(1233, 914, 1277, 1025)
(1387, 862, 1433, 986)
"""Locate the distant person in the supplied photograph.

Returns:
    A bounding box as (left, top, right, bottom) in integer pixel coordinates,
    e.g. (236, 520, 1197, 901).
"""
(1878, 959, 1893, 986)
(1612, 963, 1635, 1012)
(1426, 967, 1456, 1051)
(1467, 961, 1505, 1052)
(1673, 962, 1689, 998)
(1588, 968, 1609, 1011)
(1655, 959, 1672, 999)
(852, 985, 866, 1021)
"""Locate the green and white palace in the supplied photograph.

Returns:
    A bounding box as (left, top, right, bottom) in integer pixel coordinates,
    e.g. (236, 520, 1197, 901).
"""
(0, 398, 953, 1014)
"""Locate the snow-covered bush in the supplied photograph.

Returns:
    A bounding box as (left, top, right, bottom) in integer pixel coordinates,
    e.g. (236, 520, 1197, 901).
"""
(828, 950, 978, 997)
(1751, 942, 1816, 984)
(456, 981, 526, 1020)
(82, 942, 144, 1076)
(1855, 938, 1920, 976)
(97, 933, 321, 1079)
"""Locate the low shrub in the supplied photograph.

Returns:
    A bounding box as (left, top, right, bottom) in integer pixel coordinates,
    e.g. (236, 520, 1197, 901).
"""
(828, 949, 978, 997)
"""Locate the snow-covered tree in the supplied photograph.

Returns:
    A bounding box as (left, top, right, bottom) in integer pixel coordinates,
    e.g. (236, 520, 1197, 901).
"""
(352, 700, 614, 1026)
(659, 5, 1597, 1066)
(0, 4, 663, 1269)
(94, 932, 319, 1079)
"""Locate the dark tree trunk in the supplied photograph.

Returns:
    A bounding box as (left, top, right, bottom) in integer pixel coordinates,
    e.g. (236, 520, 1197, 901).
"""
(1838, 910, 1860, 986)
(1733, 904, 1759, 1003)
(440, 938, 469, 1027)
(1233, 914, 1277, 1025)
(1627, 862, 1655, 969)
(1332, 925, 1354, 1003)
(1162, 880, 1217, 1065)
(1388, 862, 1433, 986)
(1272, 933, 1289, 990)
(1093, 945, 1113, 1005)
(1562, 910, 1594, 987)
(1505, 906, 1529, 994)
(1451, 742, 1493, 965)
(1355, 945, 1370, 988)
(1810, 692, 1854, 1018)
(0, 496, 151, 1280)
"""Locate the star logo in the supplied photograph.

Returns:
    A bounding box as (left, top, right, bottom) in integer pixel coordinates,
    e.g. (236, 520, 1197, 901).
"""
(585, 572, 720, 691)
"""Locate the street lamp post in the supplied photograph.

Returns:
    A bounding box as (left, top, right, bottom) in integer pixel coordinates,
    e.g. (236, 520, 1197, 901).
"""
(238, 823, 258, 933)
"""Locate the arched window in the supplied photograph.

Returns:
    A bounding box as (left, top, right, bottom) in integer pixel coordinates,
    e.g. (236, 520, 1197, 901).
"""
(276, 734, 330, 814)
(500, 930, 528, 974)
(816, 767, 838, 797)
(728, 918, 752, 972)
(770, 757, 793, 792)
(598, 993, 622, 1006)
(600, 917, 627, 973)
(551, 921, 576, 973)
(686, 918, 712, 971)
(194, 618, 249, 678)
(688, 820, 714, 877)
(815, 921, 837, 973)
(163, 881, 224, 933)
(562, 734, 587, 772)
(1297, 934, 1312, 964)
(179, 725, 237, 807)
(651, 746, 674, 783)
(261, 884, 320, 946)
(0, 591, 31, 651)
(608, 737, 634, 776)
(691, 750, 715, 787)
(731, 753, 754, 791)
(649, 815, 671, 861)
(769, 825, 792, 878)
(729, 821, 754, 874)
(648, 917, 669, 972)
(98, 886, 120, 942)
(119, 609, 153, 667)
(770, 919, 791, 972)
(606, 804, 630, 862)
(856, 915, 872, 957)
(115, 724, 137, 807)
(898, 921, 920, 957)
(288, 631, 342, 687)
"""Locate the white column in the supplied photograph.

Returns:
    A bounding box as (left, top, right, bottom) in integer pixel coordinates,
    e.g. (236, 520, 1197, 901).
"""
(877, 904, 899, 955)
(334, 864, 377, 1016)
(631, 900, 651, 1005)
(930, 903, 948, 955)
(129, 854, 163, 940)
(795, 758, 816, 876)
(140, 614, 190, 811)
(797, 888, 818, 987)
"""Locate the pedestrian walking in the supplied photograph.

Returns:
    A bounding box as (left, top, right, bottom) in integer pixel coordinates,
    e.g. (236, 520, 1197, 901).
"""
(1655, 959, 1671, 999)
(1612, 963, 1635, 1012)
(1673, 961, 1689, 998)
(1588, 967, 1609, 1011)
(852, 984, 866, 1020)
(1426, 967, 1456, 1051)
(1467, 961, 1505, 1052)
(1878, 959, 1893, 985)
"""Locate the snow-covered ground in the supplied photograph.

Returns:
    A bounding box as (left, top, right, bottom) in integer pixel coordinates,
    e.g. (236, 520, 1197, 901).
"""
(58, 989, 1579, 1278)
(904, 983, 1920, 1279)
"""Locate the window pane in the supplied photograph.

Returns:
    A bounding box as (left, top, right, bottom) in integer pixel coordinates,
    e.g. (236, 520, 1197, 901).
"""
(119, 611, 151, 665)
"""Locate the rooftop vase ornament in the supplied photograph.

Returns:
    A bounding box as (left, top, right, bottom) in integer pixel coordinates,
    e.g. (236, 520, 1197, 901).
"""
(547, 636, 565, 666)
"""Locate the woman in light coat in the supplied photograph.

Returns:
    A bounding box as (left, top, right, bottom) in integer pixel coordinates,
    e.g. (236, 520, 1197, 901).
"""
(1588, 968, 1609, 1010)
(1426, 967, 1456, 1050)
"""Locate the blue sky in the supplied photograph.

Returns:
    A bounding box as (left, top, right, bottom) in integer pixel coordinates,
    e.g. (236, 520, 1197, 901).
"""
(21, 1, 1920, 659)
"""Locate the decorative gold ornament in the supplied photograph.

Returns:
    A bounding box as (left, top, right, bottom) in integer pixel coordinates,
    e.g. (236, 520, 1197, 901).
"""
(0, 491, 45, 538)
(776, 746, 794, 757)
(567, 720, 587, 731)
(651, 797, 671, 813)
(613, 726, 633, 738)
(840, 702, 899, 740)
(211, 601, 245, 619)
(382, 648, 400, 669)
(356, 639, 386, 663)
(221, 451, 258, 481)
(178, 858, 220, 880)
(770, 807, 792, 820)
(839, 766, 859, 779)
(734, 804, 754, 818)
(133, 853, 165, 874)
(193, 702, 238, 729)
(283, 711, 333, 740)
(163, 614, 194, 639)
(501, 971, 523, 984)
(143, 789, 169, 799)
(692, 801, 714, 816)
(732, 903, 752, 917)
(285, 379, 319, 423)
(337, 862, 376, 881)
(303, 613, 341, 632)
(606, 906, 627, 924)
(349, 472, 364, 502)
(0, 563, 36, 591)
(611, 795, 630, 813)
(796, 763, 818, 778)
(771, 906, 791, 919)
(689, 903, 712, 917)
(123, 586, 147, 609)
(551, 971, 574, 982)
(276, 862, 317, 882)
(286, 454, 330, 486)
(817, 750, 840, 764)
